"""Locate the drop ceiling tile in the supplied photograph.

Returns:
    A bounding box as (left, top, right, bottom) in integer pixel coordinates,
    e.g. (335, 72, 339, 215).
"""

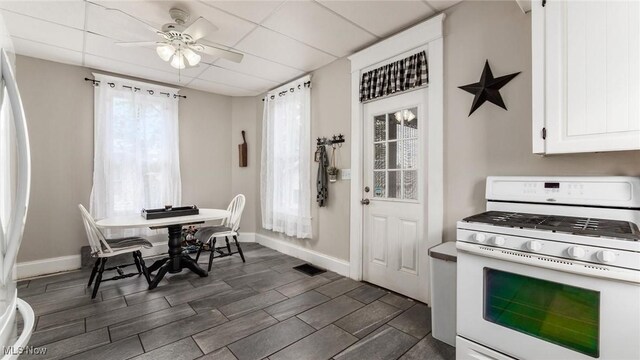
(0, 0, 86, 30)
(317, 0, 434, 38)
(214, 53, 303, 84)
(91, 0, 255, 47)
(198, 65, 277, 91)
(84, 54, 194, 88)
(0, 10, 84, 51)
(84, 32, 204, 78)
(85, 2, 170, 42)
(262, 1, 377, 57)
(11, 37, 83, 67)
(235, 26, 336, 71)
(425, 0, 463, 11)
(187, 78, 258, 96)
(202, 0, 284, 24)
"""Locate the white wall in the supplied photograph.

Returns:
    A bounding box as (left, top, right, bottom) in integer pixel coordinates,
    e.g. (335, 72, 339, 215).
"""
(253, 59, 352, 262)
(230, 97, 261, 234)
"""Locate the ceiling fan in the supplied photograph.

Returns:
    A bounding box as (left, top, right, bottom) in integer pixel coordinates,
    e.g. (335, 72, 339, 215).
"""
(109, 7, 244, 69)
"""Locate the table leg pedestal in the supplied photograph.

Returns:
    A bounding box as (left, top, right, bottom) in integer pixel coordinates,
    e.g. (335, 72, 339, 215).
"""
(147, 258, 167, 273)
(148, 260, 170, 290)
(167, 225, 183, 274)
(148, 224, 208, 290)
(181, 255, 207, 276)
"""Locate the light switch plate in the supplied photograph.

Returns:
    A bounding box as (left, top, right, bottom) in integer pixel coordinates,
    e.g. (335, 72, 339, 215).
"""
(341, 169, 351, 180)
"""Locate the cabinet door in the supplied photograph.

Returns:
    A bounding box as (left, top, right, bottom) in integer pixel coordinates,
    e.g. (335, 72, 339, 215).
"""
(536, 0, 640, 154)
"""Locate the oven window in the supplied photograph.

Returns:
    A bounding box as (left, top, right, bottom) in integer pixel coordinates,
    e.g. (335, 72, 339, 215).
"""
(484, 268, 600, 358)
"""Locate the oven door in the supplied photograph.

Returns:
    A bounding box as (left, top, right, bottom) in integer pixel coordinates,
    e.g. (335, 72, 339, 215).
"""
(457, 243, 640, 360)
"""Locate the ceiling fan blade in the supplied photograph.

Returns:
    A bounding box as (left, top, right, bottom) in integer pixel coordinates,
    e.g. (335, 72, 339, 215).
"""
(183, 17, 218, 41)
(103, 6, 165, 36)
(115, 41, 162, 47)
(192, 44, 244, 63)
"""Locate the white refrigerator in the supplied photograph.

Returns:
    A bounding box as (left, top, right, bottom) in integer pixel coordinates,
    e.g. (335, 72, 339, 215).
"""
(0, 12, 35, 359)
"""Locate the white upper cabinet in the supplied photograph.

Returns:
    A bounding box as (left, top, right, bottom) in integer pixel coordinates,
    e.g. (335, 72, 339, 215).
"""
(533, 0, 640, 154)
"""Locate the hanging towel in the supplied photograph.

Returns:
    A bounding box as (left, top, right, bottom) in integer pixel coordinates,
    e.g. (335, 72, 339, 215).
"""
(316, 145, 329, 207)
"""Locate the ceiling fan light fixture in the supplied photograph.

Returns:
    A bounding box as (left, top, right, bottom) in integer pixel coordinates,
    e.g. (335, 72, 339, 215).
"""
(170, 51, 186, 69)
(156, 44, 175, 62)
(182, 48, 201, 66)
(115, 8, 245, 71)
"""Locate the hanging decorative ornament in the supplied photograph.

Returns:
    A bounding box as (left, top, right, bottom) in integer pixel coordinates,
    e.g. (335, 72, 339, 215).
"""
(327, 145, 339, 183)
(458, 60, 520, 116)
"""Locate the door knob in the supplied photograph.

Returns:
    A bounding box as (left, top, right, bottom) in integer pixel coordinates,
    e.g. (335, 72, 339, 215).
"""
(361, 199, 370, 205)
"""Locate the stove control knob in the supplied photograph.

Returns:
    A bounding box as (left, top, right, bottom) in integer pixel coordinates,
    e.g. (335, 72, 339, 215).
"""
(493, 236, 506, 246)
(526, 240, 543, 252)
(596, 250, 615, 263)
(473, 233, 486, 243)
(568, 246, 586, 259)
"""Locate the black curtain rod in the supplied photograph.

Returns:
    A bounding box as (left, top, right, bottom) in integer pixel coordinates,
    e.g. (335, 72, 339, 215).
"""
(262, 81, 311, 101)
(84, 78, 187, 99)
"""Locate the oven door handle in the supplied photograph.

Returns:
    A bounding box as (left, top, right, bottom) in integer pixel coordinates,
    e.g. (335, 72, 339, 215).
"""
(457, 242, 640, 284)
(468, 351, 504, 360)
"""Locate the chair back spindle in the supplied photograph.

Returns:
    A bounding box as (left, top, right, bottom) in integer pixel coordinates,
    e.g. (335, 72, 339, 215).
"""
(78, 204, 113, 255)
(195, 194, 248, 270)
(223, 194, 245, 232)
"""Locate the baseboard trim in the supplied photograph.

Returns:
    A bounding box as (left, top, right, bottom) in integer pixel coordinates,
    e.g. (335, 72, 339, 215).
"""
(254, 233, 350, 277)
(238, 232, 256, 243)
(17, 240, 171, 280)
(16, 232, 336, 280)
(16, 255, 81, 280)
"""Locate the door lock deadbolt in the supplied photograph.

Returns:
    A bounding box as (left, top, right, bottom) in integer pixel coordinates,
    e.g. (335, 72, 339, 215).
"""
(364, 186, 370, 193)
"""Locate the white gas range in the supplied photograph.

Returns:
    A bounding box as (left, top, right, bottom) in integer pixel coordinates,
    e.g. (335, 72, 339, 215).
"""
(455, 176, 640, 360)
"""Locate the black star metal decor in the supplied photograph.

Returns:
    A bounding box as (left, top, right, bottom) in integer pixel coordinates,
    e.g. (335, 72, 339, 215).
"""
(459, 60, 520, 116)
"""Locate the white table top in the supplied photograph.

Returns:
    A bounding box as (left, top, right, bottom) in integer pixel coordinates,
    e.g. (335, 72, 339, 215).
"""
(95, 208, 230, 229)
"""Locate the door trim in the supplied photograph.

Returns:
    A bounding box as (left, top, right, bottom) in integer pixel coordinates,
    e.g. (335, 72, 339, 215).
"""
(347, 14, 445, 285)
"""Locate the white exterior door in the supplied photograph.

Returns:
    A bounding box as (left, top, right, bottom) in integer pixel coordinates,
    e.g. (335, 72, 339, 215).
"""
(362, 89, 428, 303)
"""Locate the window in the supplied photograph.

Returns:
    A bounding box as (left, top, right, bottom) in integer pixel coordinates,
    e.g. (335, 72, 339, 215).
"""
(90, 74, 181, 236)
(260, 76, 312, 239)
(373, 107, 418, 200)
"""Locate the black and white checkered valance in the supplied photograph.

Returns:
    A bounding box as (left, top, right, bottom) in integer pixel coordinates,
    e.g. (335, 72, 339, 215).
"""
(359, 51, 428, 102)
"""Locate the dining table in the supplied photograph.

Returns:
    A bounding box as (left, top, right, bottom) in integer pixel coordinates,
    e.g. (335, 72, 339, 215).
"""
(95, 208, 230, 289)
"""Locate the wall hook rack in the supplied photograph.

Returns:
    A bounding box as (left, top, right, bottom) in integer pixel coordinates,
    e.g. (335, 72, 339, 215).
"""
(317, 134, 345, 147)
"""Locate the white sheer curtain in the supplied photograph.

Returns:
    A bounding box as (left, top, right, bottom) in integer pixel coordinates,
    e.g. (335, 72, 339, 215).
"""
(261, 76, 312, 239)
(90, 74, 181, 236)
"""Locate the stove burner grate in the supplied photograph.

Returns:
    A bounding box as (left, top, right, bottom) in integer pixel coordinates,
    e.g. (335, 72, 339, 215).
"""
(464, 211, 640, 241)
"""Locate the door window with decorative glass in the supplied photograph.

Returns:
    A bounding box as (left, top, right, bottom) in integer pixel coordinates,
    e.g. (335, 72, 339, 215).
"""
(373, 107, 418, 200)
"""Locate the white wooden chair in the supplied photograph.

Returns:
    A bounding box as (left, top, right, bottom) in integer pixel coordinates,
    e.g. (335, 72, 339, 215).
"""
(194, 194, 246, 271)
(78, 204, 153, 298)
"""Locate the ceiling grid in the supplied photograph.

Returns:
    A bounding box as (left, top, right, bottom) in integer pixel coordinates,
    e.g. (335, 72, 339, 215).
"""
(0, 0, 460, 96)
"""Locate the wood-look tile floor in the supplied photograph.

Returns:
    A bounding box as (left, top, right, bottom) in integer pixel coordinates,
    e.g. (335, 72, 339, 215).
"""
(18, 243, 455, 360)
